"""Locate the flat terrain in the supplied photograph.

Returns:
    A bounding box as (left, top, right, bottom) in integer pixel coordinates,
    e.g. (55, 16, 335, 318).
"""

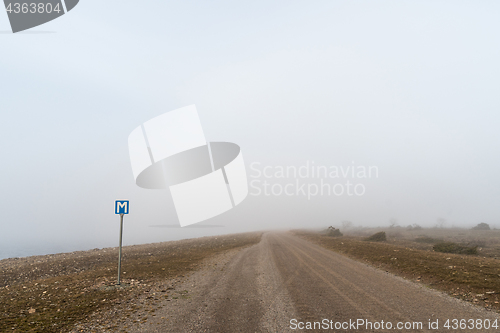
(3, 231, 500, 332)
(344, 227, 500, 258)
(0, 233, 262, 332)
(97, 232, 500, 332)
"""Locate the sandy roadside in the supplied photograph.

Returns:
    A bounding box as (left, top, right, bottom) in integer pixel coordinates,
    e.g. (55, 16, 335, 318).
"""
(69, 233, 298, 333)
(0, 232, 263, 333)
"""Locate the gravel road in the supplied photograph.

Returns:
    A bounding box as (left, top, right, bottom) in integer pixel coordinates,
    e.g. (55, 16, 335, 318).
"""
(124, 232, 500, 332)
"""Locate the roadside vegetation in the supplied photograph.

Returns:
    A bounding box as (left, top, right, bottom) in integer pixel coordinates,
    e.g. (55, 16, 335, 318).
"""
(365, 231, 386, 242)
(414, 236, 442, 244)
(295, 228, 500, 312)
(322, 226, 343, 237)
(433, 242, 478, 255)
(0, 232, 262, 333)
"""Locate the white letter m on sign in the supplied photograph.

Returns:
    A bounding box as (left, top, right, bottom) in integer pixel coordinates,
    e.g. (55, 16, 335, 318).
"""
(116, 202, 128, 214)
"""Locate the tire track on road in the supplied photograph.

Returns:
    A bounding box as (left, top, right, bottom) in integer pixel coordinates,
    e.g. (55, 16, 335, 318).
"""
(118, 232, 500, 332)
(283, 236, 410, 316)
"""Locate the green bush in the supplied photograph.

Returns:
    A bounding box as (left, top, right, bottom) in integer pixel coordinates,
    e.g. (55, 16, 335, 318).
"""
(433, 242, 477, 255)
(414, 236, 442, 244)
(471, 223, 490, 230)
(365, 231, 386, 242)
(324, 226, 343, 237)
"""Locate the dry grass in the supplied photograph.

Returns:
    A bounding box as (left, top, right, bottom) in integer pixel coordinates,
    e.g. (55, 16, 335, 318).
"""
(0, 232, 262, 333)
(347, 227, 500, 257)
(294, 230, 500, 311)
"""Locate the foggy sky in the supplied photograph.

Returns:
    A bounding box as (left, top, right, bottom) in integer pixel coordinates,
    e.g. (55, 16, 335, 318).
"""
(1, 1, 500, 259)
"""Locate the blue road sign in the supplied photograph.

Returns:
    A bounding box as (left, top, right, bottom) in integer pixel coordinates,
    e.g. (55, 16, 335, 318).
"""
(115, 200, 129, 214)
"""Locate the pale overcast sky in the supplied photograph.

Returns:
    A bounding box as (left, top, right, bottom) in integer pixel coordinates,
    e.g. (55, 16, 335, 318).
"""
(1, 1, 500, 258)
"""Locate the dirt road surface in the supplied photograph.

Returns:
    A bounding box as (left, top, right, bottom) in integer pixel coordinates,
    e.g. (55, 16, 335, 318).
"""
(124, 232, 500, 332)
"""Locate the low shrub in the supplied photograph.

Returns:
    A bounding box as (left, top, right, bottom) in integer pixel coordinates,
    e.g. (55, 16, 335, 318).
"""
(323, 226, 343, 237)
(414, 236, 442, 244)
(433, 242, 477, 255)
(365, 231, 386, 242)
(472, 223, 490, 230)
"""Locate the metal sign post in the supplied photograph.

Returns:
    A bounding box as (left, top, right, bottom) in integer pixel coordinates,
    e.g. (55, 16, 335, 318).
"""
(117, 213, 124, 285)
(115, 200, 129, 285)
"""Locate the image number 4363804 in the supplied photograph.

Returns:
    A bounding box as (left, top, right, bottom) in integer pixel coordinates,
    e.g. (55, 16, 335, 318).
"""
(3, 0, 79, 33)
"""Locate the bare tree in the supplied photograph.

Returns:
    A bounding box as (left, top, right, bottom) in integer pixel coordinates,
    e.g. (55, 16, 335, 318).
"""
(389, 218, 399, 228)
(341, 221, 353, 229)
(437, 218, 447, 229)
